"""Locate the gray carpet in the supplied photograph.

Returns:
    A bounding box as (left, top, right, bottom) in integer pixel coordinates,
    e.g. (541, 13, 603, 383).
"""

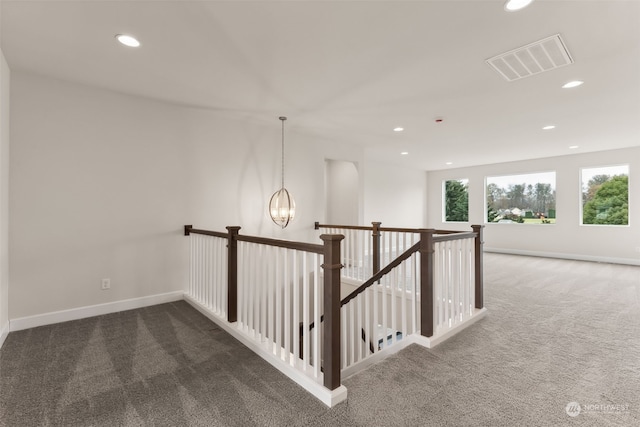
(1, 253, 638, 426)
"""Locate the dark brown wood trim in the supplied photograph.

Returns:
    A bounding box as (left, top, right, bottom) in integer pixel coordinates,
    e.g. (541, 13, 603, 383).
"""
(187, 227, 228, 239)
(341, 242, 420, 306)
(419, 229, 435, 338)
(472, 224, 484, 309)
(314, 223, 374, 231)
(320, 234, 344, 391)
(226, 226, 241, 323)
(432, 231, 477, 243)
(237, 234, 324, 254)
(372, 222, 382, 276)
(315, 222, 471, 236)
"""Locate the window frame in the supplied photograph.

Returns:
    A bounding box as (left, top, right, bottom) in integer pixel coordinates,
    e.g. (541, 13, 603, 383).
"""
(484, 171, 557, 225)
(579, 164, 630, 227)
(442, 178, 469, 223)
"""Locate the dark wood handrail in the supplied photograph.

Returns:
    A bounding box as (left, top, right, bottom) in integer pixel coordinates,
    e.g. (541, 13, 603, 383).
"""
(238, 234, 324, 254)
(433, 231, 477, 243)
(315, 222, 373, 231)
(340, 241, 421, 306)
(315, 221, 470, 235)
(185, 225, 325, 254)
(304, 240, 420, 333)
(184, 225, 227, 239)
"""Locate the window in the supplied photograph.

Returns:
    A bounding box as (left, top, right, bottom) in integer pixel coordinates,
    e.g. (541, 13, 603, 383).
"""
(443, 179, 469, 222)
(581, 165, 629, 226)
(486, 172, 556, 224)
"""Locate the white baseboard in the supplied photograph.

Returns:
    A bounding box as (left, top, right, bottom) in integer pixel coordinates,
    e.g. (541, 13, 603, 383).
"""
(0, 320, 8, 349)
(9, 291, 184, 332)
(415, 307, 488, 349)
(341, 335, 415, 380)
(184, 295, 348, 408)
(342, 308, 488, 378)
(484, 247, 640, 266)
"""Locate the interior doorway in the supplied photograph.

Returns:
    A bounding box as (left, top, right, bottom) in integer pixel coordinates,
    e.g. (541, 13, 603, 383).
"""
(325, 159, 359, 225)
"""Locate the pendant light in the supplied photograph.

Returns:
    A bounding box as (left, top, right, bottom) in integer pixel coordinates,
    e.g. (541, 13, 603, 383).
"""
(269, 116, 296, 228)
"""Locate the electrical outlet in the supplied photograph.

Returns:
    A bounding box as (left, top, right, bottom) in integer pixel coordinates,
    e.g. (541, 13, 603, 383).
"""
(101, 278, 111, 290)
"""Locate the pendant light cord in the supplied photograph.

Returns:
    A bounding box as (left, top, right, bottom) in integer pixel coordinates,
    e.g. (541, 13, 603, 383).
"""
(280, 116, 286, 189)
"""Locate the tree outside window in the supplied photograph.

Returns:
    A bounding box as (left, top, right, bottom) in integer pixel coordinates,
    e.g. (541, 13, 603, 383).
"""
(486, 172, 556, 224)
(444, 179, 469, 222)
(581, 165, 629, 226)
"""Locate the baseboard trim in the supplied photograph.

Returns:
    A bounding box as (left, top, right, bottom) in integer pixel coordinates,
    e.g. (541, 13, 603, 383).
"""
(184, 295, 348, 408)
(341, 335, 415, 380)
(9, 291, 184, 332)
(0, 321, 9, 349)
(484, 247, 640, 266)
(415, 307, 488, 349)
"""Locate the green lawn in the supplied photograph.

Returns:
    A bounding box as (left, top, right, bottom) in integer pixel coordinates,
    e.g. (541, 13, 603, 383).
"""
(522, 218, 556, 224)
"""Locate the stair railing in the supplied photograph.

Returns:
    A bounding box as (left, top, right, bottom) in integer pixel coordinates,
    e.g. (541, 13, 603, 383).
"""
(184, 223, 485, 406)
(310, 223, 485, 375)
(184, 225, 345, 405)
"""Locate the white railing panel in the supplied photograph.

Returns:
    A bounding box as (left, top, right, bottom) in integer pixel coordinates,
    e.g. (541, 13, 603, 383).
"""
(433, 237, 476, 335)
(235, 243, 323, 380)
(340, 252, 420, 372)
(187, 233, 228, 318)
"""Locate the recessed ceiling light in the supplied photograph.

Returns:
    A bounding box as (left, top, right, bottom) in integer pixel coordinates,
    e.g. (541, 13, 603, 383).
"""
(446, 162, 453, 166)
(400, 151, 409, 155)
(562, 80, 583, 89)
(115, 34, 140, 47)
(542, 125, 556, 130)
(504, 0, 533, 12)
(393, 127, 404, 132)
(569, 145, 579, 149)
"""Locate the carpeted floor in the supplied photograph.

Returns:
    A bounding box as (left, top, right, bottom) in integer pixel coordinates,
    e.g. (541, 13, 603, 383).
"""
(1, 253, 638, 426)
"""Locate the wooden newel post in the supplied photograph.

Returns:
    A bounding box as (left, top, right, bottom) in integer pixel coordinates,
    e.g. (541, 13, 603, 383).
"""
(320, 233, 344, 391)
(419, 229, 435, 338)
(372, 222, 382, 277)
(226, 226, 241, 323)
(471, 224, 484, 309)
(184, 225, 193, 236)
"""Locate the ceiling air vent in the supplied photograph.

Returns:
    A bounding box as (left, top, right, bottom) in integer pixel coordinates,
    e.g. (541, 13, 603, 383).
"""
(486, 34, 574, 82)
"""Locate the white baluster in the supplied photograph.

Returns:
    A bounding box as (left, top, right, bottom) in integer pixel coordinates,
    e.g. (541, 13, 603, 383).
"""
(292, 250, 299, 367)
(302, 254, 310, 370)
(283, 248, 290, 361)
(313, 254, 320, 378)
(356, 294, 363, 362)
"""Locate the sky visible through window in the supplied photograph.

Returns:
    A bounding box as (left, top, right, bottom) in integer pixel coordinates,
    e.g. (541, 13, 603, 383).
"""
(581, 165, 628, 185)
(486, 172, 555, 189)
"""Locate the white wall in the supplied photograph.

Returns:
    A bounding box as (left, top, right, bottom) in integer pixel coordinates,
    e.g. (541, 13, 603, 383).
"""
(363, 157, 427, 228)
(0, 45, 10, 342)
(9, 71, 365, 319)
(427, 147, 640, 265)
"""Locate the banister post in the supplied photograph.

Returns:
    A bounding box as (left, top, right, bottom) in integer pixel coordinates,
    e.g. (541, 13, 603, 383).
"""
(471, 225, 484, 309)
(320, 233, 344, 391)
(226, 226, 241, 323)
(419, 229, 436, 338)
(372, 222, 382, 276)
(184, 225, 193, 236)
(314, 221, 320, 230)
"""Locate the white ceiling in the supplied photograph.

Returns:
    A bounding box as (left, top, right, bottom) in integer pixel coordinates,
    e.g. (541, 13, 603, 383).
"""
(2, 0, 639, 171)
